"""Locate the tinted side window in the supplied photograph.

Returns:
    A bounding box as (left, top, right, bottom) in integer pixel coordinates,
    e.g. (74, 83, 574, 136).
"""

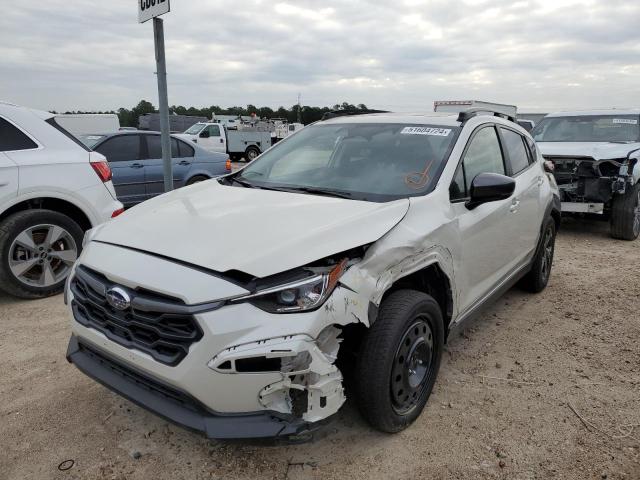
(525, 137, 538, 163)
(96, 135, 141, 162)
(146, 135, 162, 159)
(463, 127, 504, 192)
(171, 138, 179, 157)
(207, 125, 221, 137)
(500, 128, 530, 175)
(450, 165, 465, 199)
(451, 127, 505, 200)
(147, 135, 182, 158)
(178, 140, 194, 157)
(0, 117, 38, 151)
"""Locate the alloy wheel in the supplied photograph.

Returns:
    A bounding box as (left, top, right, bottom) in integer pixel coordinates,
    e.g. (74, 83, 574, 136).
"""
(8, 224, 78, 288)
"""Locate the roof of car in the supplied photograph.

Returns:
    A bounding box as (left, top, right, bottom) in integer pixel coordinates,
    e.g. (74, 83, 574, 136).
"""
(90, 131, 173, 138)
(321, 112, 463, 126)
(545, 109, 640, 117)
(0, 101, 54, 120)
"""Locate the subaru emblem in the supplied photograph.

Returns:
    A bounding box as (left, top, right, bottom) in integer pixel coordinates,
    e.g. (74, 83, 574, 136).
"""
(106, 287, 131, 311)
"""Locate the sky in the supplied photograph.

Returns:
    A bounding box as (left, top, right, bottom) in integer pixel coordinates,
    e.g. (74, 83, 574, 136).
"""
(1, 0, 639, 113)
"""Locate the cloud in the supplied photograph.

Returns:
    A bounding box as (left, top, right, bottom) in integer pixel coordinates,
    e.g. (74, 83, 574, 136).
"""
(1, 0, 639, 112)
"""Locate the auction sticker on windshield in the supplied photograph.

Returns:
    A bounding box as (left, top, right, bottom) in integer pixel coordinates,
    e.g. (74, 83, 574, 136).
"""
(401, 127, 451, 136)
(612, 118, 638, 125)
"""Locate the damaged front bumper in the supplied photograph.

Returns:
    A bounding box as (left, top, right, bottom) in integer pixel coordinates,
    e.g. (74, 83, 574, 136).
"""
(66, 336, 320, 440)
(65, 242, 365, 439)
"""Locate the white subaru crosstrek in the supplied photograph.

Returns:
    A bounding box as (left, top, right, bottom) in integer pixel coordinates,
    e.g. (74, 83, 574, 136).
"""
(0, 102, 123, 298)
(66, 110, 560, 439)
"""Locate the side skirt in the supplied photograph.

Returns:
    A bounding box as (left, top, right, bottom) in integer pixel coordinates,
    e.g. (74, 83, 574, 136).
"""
(447, 260, 531, 340)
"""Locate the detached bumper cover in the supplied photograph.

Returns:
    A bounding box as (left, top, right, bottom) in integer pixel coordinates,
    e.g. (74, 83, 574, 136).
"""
(66, 336, 315, 440)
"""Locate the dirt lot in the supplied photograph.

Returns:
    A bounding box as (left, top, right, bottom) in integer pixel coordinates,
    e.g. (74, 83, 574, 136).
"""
(1, 218, 639, 480)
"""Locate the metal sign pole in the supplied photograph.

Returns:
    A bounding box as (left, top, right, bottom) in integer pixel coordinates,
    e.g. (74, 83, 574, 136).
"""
(153, 17, 172, 193)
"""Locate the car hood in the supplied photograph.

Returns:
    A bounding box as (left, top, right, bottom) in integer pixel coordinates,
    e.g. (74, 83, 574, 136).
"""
(91, 180, 410, 278)
(537, 142, 640, 160)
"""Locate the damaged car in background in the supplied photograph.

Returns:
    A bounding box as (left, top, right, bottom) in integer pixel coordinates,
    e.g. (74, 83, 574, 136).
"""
(533, 110, 640, 240)
(66, 109, 560, 440)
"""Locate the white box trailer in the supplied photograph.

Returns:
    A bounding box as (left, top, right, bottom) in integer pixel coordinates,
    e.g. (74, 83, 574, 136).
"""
(55, 114, 120, 136)
(434, 100, 517, 119)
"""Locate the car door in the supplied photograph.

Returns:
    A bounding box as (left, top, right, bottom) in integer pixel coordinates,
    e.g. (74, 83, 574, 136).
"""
(198, 124, 226, 153)
(0, 152, 18, 207)
(498, 127, 542, 260)
(0, 117, 27, 206)
(449, 125, 522, 313)
(94, 135, 145, 207)
(143, 135, 193, 197)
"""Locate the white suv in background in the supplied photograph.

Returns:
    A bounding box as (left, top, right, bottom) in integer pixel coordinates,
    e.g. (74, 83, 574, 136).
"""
(67, 109, 560, 440)
(0, 102, 123, 299)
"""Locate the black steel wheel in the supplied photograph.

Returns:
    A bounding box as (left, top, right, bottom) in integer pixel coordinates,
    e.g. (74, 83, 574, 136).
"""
(520, 217, 556, 293)
(391, 318, 435, 414)
(355, 290, 444, 433)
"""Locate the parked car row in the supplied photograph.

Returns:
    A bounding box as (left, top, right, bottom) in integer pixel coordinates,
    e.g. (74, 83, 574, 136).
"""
(2, 99, 638, 442)
(79, 132, 230, 207)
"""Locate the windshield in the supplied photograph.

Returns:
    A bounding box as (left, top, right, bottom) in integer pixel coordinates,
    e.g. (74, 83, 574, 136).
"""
(532, 115, 640, 142)
(184, 123, 206, 135)
(78, 134, 107, 148)
(234, 123, 460, 202)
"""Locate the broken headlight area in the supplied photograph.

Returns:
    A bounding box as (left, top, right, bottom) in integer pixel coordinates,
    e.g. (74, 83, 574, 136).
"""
(208, 326, 346, 423)
(229, 258, 349, 313)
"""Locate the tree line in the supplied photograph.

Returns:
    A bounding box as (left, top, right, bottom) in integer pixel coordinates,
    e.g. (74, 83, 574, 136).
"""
(55, 100, 371, 128)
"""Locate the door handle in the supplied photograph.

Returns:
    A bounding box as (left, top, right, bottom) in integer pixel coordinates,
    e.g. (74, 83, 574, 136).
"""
(130, 163, 144, 169)
(178, 160, 190, 166)
(220, 138, 224, 144)
(537, 176, 544, 186)
(510, 198, 520, 213)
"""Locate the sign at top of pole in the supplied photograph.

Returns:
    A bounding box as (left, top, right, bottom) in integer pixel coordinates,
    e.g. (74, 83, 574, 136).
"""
(138, 0, 170, 24)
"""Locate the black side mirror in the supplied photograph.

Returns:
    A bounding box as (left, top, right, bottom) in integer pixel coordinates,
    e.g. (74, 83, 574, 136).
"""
(466, 173, 515, 210)
(199, 130, 210, 138)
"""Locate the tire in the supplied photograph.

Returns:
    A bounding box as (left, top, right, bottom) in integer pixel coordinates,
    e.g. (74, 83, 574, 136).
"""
(186, 175, 209, 186)
(0, 209, 83, 299)
(245, 147, 260, 162)
(520, 217, 556, 293)
(354, 290, 444, 433)
(610, 182, 640, 240)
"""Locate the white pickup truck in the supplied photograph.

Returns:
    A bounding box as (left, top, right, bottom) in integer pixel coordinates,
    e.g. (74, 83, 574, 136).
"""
(177, 122, 273, 161)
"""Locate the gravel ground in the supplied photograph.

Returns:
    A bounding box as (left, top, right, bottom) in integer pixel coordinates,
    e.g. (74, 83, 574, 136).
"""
(1, 217, 639, 480)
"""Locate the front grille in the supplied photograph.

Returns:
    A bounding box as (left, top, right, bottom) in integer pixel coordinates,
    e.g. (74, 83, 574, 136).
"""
(70, 266, 203, 366)
(78, 341, 203, 413)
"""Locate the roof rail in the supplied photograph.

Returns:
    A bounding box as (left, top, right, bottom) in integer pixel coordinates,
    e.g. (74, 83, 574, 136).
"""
(457, 108, 516, 124)
(321, 109, 389, 121)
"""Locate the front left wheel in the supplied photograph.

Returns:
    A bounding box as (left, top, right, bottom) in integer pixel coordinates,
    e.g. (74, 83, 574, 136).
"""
(354, 290, 444, 433)
(0, 209, 83, 299)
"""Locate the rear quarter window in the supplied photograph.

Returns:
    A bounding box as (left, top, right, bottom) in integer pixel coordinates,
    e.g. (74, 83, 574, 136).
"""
(0, 117, 38, 151)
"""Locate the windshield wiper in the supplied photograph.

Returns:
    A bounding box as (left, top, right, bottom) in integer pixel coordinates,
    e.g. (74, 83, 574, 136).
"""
(232, 177, 260, 188)
(272, 186, 355, 199)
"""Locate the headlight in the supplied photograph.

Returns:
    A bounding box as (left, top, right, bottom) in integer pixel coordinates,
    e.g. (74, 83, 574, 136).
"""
(230, 259, 347, 313)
